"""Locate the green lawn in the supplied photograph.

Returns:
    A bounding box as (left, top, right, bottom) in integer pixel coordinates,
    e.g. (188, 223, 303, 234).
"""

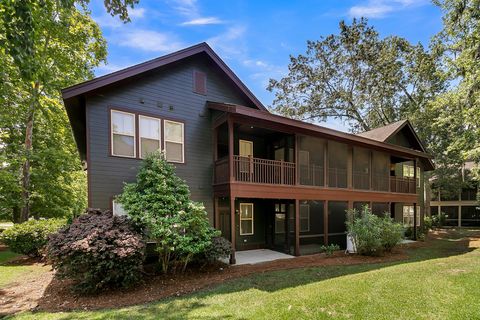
(0, 250, 46, 289)
(9, 229, 480, 320)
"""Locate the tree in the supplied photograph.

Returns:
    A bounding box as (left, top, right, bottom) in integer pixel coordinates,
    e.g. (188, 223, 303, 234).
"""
(119, 152, 217, 273)
(432, 0, 480, 185)
(0, 0, 139, 222)
(268, 18, 444, 133)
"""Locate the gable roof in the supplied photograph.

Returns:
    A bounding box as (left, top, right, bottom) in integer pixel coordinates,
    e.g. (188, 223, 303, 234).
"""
(61, 42, 267, 111)
(356, 119, 427, 153)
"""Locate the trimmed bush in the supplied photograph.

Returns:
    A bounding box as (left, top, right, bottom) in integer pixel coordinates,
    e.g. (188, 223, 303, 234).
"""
(1, 219, 66, 256)
(196, 236, 233, 264)
(47, 209, 145, 293)
(346, 206, 403, 256)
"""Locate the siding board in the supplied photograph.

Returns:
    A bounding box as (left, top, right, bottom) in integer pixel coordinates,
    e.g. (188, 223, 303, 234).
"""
(87, 56, 251, 221)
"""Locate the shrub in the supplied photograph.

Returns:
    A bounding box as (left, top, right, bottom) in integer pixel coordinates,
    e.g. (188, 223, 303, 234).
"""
(431, 213, 446, 228)
(320, 244, 340, 256)
(1, 218, 66, 256)
(196, 236, 233, 264)
(46, 209, 145, 293)
(118, 151, 219, 273)
(346, 206, 403, 256)
(379, 215, 403, 252)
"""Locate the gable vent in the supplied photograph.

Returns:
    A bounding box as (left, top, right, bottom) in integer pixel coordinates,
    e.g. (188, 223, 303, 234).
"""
(193, 70, 207, 95)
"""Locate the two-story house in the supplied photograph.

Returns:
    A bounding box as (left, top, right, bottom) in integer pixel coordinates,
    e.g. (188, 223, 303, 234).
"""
(62, 43, 434, 263)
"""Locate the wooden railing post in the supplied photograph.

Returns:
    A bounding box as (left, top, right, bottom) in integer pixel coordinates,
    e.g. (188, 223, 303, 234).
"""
(281, 160, 284, 185)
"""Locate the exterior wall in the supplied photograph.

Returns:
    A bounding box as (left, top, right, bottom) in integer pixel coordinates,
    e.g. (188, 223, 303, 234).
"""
(86, 56, 252, 222)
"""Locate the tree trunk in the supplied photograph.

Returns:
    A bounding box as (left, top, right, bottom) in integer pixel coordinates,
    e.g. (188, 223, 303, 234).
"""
(20, 82, 40, 222)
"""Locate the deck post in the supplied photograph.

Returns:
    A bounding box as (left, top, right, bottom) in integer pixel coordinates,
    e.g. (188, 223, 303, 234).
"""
(228, 116, 234, 182)
(295, 199, 300, 256)
(413, 158, 418, 240)
(229, 196, 236, 264)
(324, 200, 328, 245)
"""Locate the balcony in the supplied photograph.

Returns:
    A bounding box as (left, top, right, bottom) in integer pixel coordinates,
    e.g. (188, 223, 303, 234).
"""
(214, 156, 417, 194)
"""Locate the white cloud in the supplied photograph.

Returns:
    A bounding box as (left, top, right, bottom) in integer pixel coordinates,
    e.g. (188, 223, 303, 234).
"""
(128, 7, 146, 19)
(348, 0, 429, 18)
(181, 17, 224, 26)
(114, 30, 184, 53)
(207, 25, 247, 59)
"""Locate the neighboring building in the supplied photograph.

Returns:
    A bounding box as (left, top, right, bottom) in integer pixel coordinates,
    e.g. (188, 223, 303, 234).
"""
(62, 43, 434, 263)
(430, 162, 480, 227)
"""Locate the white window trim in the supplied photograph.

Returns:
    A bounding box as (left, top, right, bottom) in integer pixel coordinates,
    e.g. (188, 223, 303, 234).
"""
(139, 115, 161, 159)
(111, 110, 136, 158)
(300, 203, 310, 232)
(403, 205, 421, 227)
(164, 120, 185, 163)
(112, 199, 127, 216)
(239, 203, 254, 236)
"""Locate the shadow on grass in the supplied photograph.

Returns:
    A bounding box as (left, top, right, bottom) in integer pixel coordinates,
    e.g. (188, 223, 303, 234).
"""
(24, 228, 480, 320)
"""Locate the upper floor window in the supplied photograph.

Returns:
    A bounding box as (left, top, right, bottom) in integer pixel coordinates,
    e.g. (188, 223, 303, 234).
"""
(111, 110, 136, 157)
(164, 120, 184, 163)
(139, 115, 161, 159)
(403, 164, 421, 187)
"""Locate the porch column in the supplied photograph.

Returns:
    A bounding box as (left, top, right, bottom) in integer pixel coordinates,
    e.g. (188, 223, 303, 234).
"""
(324, 201, 329, 245)
(294, 199, 300, 256)
(229, 196, 236, 264)
(413, 158, 418, 240)
(228, 116, 234, 182)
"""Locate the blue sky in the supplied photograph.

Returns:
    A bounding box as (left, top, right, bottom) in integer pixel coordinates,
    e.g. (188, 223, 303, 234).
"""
(90, 0, 442, 130)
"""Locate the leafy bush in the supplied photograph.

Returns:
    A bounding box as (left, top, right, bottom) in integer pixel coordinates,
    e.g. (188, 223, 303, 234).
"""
(118, 151, 219, 273)
(424, 216, 433, 230)
(346, 206, 403, 256)
(320, 244, 340, 256)
(46, 209, 145, 293)
(431, 212, 446, 228)
(196, 236, 232, 264)
(1, 218, 66, 256)
(379, 215, 403, 252)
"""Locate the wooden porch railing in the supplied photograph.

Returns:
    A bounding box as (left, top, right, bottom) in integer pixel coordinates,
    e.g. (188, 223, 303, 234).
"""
(390, 176, 416, 194)
(233, 155, 296, 185)
(214, 156, 417, 194)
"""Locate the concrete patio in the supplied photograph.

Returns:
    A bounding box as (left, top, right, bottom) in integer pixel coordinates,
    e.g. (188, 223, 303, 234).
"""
(233, 249, 295, 265)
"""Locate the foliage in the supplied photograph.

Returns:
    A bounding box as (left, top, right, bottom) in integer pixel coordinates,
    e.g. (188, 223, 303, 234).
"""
(320, 244, 340, 256)
(431, 212, 446, 228)
(1, 218, 66, 256)
(379, 215, 404, 252)
(118, 152, 219, 273)
(346, 206, 403, 256)
(46, 208, 145, 293)
(0, 0, 109, 221)
(268, 18, 444, 133)
(195, 236, 233, 264)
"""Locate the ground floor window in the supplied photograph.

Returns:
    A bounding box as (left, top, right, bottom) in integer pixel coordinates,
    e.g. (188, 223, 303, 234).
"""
(112, 200, 127, 216)
(402, 205, 420, 227)
(275, 203, 287, 234)
(239, 203, 254, 235)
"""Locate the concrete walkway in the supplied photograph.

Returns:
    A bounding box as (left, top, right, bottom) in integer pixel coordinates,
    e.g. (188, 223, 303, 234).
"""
(234, 249, 295, 265)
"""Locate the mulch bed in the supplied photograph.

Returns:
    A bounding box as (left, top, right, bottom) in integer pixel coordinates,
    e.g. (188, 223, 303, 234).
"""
(34, 243, 419, 312)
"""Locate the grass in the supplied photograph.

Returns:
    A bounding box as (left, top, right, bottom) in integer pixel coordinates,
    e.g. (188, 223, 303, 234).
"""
(8, 229, 480, 319)
(0, 250, 46, 289)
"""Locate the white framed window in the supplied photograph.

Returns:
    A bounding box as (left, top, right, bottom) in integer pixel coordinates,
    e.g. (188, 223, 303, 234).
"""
(300, 204, 310, 232)
(139, 115, 161, 158)
(239, 203, 254, 235)
(113, 200, 127, 216)
(111, 110, 136, 157)
(403, 164, 421, 187)
(402, 205, 421, 227)
(164, 120, 184, 163)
